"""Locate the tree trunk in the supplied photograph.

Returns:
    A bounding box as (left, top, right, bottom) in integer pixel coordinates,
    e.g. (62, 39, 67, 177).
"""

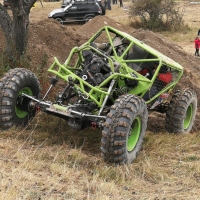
(0, 0, 36, 68)
(12, 0, 30, 56)
(0, 4, 15, 65)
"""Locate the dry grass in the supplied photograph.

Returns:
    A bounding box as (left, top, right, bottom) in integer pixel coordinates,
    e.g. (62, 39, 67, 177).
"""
(1, 113, 200, 199)
(1, 1, 200, 199)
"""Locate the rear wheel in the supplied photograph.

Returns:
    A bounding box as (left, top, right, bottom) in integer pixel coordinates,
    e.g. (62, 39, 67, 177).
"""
(85, 16, 93, 23)
(101, 94, 148, 164)
(0, 68, 41, 129)
(165, 89, 197, 133)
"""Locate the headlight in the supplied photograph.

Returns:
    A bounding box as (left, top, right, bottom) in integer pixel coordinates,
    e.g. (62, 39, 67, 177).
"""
(48, 12, 53, 18)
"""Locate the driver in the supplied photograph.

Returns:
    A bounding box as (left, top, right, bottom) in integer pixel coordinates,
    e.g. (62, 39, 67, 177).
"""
(140, 63, 172, 100)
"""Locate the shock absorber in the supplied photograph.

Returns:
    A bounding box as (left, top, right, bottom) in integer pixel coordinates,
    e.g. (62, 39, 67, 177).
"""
(98, 79, 115, 116)
(42, 76, 58, 100)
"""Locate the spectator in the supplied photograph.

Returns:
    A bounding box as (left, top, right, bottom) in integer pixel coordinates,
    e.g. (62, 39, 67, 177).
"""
(194, 36, 200, 56)
(97, 0, 106, 15)
(107, 0, 111, 10)
(104, 0, 107, 9)
(119, 0, 123, 7)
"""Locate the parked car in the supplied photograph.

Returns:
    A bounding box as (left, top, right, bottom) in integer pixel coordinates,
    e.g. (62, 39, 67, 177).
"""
(48, 0, 104, 23)
(61, 0, 106, 15)
(61, 0, 96, 8)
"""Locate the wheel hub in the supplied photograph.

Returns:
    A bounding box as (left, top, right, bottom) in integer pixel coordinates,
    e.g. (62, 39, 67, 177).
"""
(127, 117, 141, 152)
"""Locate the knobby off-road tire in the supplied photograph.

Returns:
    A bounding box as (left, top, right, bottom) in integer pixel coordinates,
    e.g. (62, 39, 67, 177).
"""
(165, 89, 197, 133)
(0, 68, 41, 129)
(101, 94, 148, 164)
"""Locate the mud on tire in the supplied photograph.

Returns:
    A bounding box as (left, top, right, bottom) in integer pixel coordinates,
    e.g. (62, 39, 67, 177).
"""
(101, 94, 148, 164)
(0, 68, 41, 129)
(165, 89, 197, 133)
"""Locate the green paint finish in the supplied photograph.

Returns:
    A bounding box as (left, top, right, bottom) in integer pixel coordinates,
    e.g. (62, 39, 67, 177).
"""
(15, 87, 33, 118)
(184, 104, 193, 130)
(127, 117, 141, 151)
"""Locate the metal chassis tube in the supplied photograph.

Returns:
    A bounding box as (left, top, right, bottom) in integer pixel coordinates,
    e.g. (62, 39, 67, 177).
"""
(21, 93, 106, 120)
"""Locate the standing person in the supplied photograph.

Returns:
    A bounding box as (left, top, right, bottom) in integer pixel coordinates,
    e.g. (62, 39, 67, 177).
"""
(97, 0, 106, 15)
(104, 0, 108, 10)
(107, 0, 111, 10)
(119, 0, 123, 7)
(194, 36, 200, 56)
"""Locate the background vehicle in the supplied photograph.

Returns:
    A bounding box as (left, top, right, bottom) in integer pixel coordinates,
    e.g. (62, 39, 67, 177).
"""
(0, 26, 197, 164)
(48, 0, 104, 23)
(61, 0, 96, 8)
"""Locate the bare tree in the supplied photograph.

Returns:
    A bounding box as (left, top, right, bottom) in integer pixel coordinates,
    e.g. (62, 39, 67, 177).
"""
(0, 0, 37, 68)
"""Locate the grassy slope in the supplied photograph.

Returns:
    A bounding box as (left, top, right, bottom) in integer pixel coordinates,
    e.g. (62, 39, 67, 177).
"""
(1, 116, 200, 199)
(1, 1, 200, 199)
(1, 114, 200, 199)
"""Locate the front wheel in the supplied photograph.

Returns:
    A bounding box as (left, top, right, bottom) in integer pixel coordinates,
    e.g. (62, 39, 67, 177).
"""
(101, 94, 148, 164)
(165, 89, 197, 133)
(55, 18, 64, 24)
(0, 68, 41, 129)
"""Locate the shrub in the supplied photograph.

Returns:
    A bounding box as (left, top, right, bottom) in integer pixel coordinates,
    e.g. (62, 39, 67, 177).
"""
(129, 0, 189, 32)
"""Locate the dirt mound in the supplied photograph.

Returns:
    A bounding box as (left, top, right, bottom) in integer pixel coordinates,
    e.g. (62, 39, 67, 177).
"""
(0, 15, 200, 132)
(76, 15, 130, 36)
(27, 19, 88, 67)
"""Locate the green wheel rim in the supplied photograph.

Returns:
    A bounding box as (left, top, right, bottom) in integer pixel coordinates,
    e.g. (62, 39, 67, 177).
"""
(184, 104, 193, 130)
(15, 87, 33, 118)
(127, 117, 141, 152)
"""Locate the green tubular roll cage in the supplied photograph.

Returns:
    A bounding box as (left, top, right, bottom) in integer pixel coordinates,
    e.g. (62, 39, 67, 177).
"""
(48, 26, 183, 107)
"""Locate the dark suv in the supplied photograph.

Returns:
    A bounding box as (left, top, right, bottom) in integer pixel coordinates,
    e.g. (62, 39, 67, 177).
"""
(48, 1, 104, 23)
(61, 0, 96, 8)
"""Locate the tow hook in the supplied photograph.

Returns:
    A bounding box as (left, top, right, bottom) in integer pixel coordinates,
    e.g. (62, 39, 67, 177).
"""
(91, 122, 97, 129)
(36, 106, 41, 113)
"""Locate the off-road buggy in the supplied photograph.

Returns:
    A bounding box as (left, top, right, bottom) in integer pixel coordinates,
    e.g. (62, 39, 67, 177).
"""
(0, 26, 197, 164)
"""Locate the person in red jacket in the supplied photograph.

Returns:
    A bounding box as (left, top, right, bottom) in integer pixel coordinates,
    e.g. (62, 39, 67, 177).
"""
(138, 63, 172, 101)
(194, 36, 200, 56)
